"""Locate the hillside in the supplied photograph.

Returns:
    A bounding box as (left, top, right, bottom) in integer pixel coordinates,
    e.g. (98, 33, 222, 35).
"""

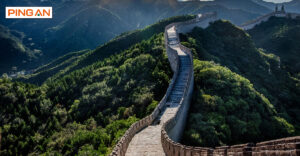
(0, 0, 264, 74)
(19, 15, 195, 84)
(214, 0, 272, 14)
(1, 13, 300, 155)
(253, 0, 300, 13)
(0, 25, 40, 74)
(0, 14, 202, 154)
(180, 20, 299, 147)
(43, 5, 129, 59)
(0, 33, 171, 156)
(248, 16, 300, 78)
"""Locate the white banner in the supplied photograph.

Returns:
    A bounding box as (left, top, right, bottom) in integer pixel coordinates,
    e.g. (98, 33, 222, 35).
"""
(6, 7, 52, 19)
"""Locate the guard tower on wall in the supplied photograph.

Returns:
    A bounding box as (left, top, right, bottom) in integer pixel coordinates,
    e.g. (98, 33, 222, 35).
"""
(274, 5, 287, 17)
(281, 5, 285, 13)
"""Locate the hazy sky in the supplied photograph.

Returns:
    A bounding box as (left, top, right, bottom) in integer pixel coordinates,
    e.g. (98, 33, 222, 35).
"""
(263, 0, 292, 3)
(178, 0, 293, 3)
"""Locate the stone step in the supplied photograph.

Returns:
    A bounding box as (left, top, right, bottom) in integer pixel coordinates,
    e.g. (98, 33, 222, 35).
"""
(172, 87, 185, 91)
(180, 59, 190, 61)
(177, 74, 189, 78)
(169, 94, 182, 98)
(173, 84, 186, 88)
(170, 92, 183, 96)
(171, 88, 184, 94)
(176, 81, 188, 85)
(180, 64, 190, 66)
(169, 95, 183, 100)
(179, 56, 189, 59)
(167, 99, 181, 104)
(180, 62, 191, 65)
(177, 78, 188, 81)
(175, 81, 188, 86)
(177, 76, 189, 80)
(178, 71, 189, 75)
(178, 74, 189, 78)
(178, 73, 189, 77)
(180, 68, 191, 70)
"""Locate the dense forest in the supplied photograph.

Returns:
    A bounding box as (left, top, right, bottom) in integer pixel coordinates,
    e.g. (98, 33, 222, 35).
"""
(0, 25, 40, 74)
(181, 19, 299, 147)
(248, 16, 300, 79)
(1, 15, 300, 155)
(19, 15, 194, 85)
(0, 0, 264, 74)
(0, 33, 171, 155)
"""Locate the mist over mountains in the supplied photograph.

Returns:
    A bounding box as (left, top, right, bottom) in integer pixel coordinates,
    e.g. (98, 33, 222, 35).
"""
(1, 0, 300, 155)
(0, 0, 298, 74)
(253, 0, 300, 13)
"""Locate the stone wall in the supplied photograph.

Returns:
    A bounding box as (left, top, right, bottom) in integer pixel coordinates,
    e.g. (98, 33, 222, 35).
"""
(161, 12, 218, 155)
(164, 12, 217, 143)
(161, 134, 300, 156)
(165, 23, 180, 72)
(161, 12, 300, 156)
(240, 11, 300, 30)
(109, 65, 180, 156)
(109, 15, 182, 156)
(177, 13, 218, 34)
(110, 11, 300, 156)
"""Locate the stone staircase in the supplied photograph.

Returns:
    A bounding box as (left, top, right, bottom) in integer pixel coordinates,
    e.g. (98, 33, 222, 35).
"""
(125, 27, 192, 155)
(110, 12, 300, 156)
(166, 56, 191, 107)
(110, 13, 216, 156)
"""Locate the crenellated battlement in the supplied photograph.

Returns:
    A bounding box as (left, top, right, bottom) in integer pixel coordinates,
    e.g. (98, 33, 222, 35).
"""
(110, 10, 300, 156)
(240, 5, 300, 30)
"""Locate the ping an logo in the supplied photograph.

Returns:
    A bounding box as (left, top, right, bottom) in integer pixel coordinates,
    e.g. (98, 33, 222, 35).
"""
(6, 7, 52, 19)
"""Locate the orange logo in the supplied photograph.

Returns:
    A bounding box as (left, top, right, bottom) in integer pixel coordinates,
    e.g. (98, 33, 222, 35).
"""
(6, 7, 52, 19)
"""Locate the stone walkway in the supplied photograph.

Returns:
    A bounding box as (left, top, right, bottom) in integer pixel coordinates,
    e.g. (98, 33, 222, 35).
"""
(125, 26, 192, 156)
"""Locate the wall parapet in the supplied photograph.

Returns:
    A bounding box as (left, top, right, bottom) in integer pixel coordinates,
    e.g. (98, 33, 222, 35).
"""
(240, 11, 300, 30)
(109, 14, 182, 156)
(110, 11, 300, 156)
(161, 12, 300, 156)
(161, 12, 218, 155)
(162, 130, 300, 156)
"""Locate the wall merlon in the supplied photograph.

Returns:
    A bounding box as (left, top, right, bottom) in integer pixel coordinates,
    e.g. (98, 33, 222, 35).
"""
(110, 11, 300, 156)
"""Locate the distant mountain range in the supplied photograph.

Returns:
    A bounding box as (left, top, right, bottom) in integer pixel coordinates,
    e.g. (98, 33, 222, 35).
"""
(253, 0, 300, 13)
(2, 15, 299, 155)
(0, 25, 40, 74)
(0, 0, 276, 74)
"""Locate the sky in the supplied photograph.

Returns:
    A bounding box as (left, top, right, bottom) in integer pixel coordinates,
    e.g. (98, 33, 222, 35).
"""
(178, 0, 293, 3)
(263, 0, 293, 3)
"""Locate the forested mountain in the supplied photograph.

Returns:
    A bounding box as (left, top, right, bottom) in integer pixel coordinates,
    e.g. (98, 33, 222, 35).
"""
(214, 0, 272, 14)
(180, 19, 299, 147)
(0, 0, 265, 74)
(0, 25, 40, 74)
(18, 16, 195, 84)
(253, 0, 300, 13)
(0, 16, 189, 155)
(1, 11, 299, 156)
(248, 16, 300, 79)
(0, 32, 170, 156)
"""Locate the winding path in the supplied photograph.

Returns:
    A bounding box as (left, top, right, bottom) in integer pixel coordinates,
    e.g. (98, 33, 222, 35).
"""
(110, 11, 300, 156)
(125, 22, 192, 156)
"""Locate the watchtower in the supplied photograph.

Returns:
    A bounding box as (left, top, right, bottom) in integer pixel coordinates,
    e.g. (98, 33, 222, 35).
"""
(281, 5, 285, 13)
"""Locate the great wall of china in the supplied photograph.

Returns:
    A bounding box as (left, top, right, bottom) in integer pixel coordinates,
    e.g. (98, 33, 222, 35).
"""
(240, 5, 300, 30)
(110, 8, 300, 156)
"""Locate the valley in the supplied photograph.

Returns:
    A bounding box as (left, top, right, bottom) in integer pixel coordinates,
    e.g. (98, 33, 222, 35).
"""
(0, 0, 299, 156)
(1, 0, 270, 75)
